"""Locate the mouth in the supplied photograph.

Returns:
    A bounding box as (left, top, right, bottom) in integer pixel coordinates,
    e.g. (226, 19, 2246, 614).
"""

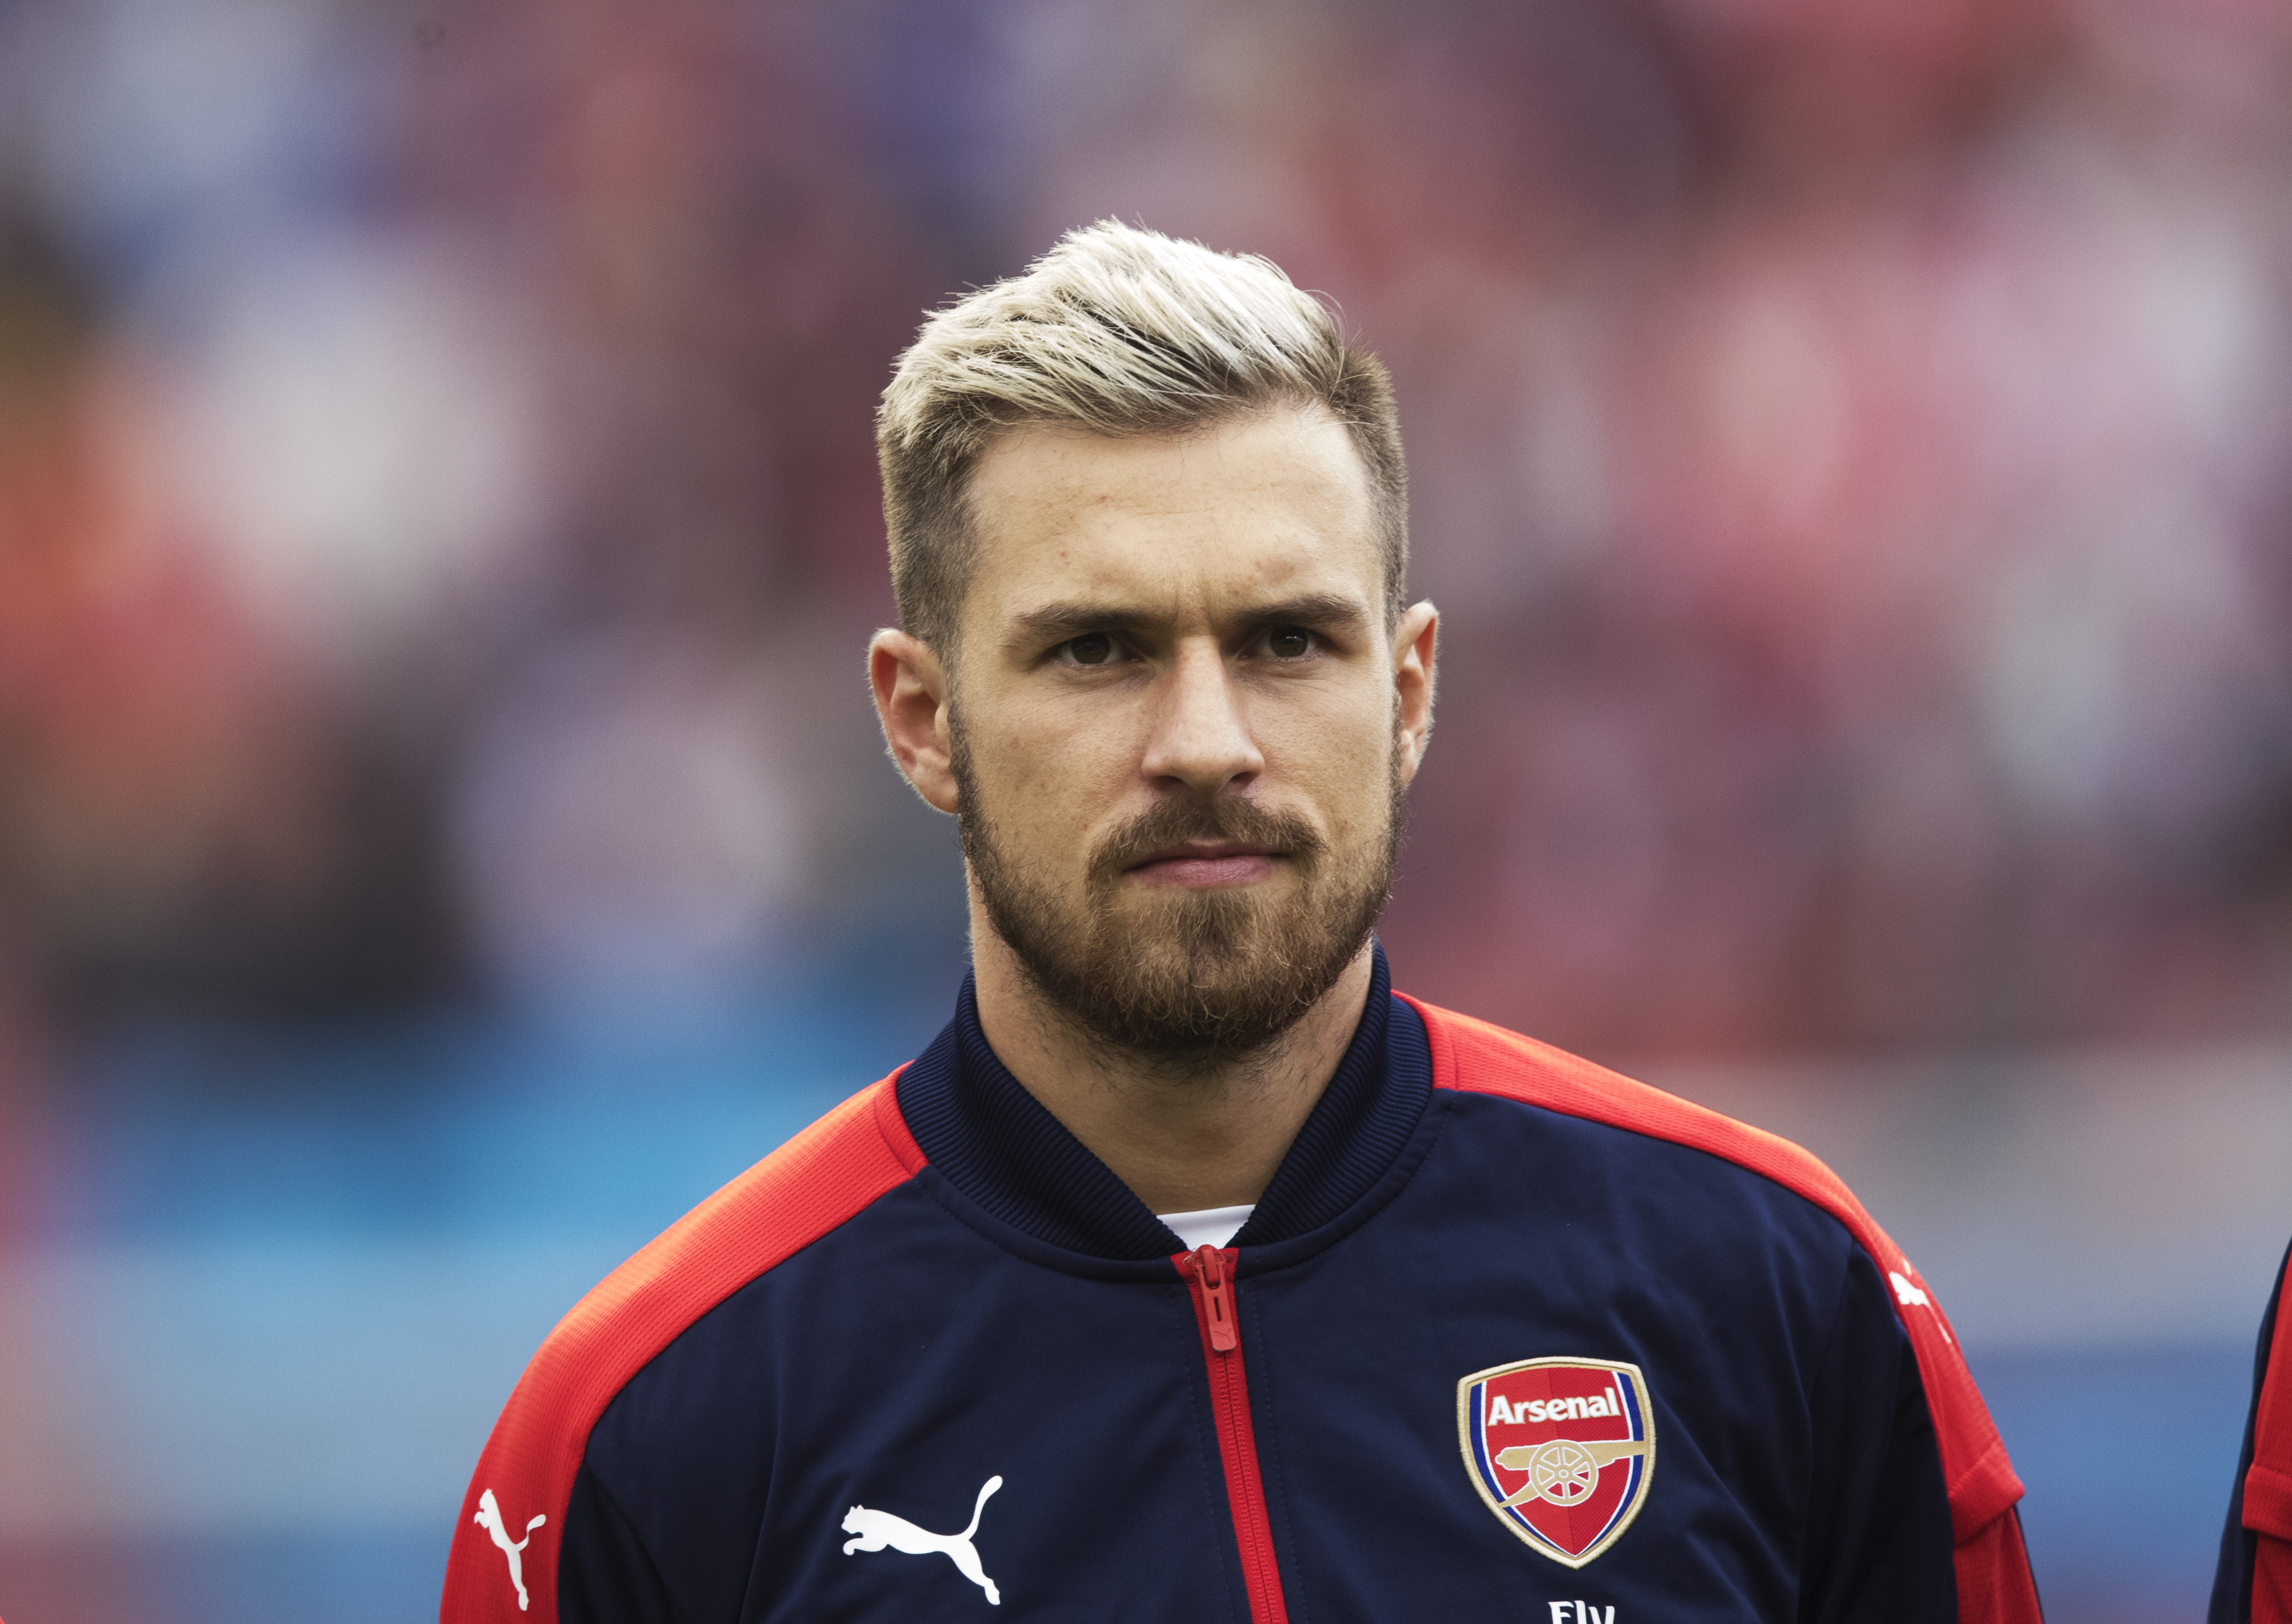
(1122, 842, 1284, 889)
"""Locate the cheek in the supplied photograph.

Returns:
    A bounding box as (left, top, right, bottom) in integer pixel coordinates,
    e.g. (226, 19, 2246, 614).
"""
(1268, 709, 1393, 831)
(978, 709, 1134, 840)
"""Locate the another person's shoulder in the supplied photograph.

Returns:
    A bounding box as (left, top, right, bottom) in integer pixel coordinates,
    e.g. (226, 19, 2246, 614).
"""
(2211, 1237, 2292, 1623)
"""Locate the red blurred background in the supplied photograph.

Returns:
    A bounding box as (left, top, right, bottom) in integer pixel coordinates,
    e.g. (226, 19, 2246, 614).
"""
(4, 0, 2290, 1058)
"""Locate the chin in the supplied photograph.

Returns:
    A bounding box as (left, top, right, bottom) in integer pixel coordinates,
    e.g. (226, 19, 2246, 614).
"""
(1117, 867, 1294, 910)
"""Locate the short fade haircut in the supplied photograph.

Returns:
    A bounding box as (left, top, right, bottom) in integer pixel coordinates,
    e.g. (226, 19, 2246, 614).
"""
(877, 220, 1408, 655)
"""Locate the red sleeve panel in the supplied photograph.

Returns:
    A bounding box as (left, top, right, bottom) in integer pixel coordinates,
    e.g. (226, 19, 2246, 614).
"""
(1406, 996, 2041, 1624)
(2247, 1250, 2292, 1624)
(439, 1074, 926, 1624)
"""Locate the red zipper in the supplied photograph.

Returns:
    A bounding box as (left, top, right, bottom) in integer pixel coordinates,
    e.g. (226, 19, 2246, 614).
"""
(1177, 1243, 1289, 1624)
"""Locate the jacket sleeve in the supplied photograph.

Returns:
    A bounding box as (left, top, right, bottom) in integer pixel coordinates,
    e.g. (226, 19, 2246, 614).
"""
(1955, 1509, 2040, 1623)
(1798, 1246, 1959, 1623)
(440, 1079, 919, 1623)
(558, 1461, 684, 1624)
(1882, 1252, 2044, 1624)
(2212, 1240, 2292, 1624)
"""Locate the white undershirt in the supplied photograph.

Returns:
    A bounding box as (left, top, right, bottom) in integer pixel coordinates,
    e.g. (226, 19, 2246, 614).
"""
(1157, 1203, 1256, 1251)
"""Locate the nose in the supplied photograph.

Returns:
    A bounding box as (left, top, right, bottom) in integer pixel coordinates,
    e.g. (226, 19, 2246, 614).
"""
(1139, 638, 1262, 796)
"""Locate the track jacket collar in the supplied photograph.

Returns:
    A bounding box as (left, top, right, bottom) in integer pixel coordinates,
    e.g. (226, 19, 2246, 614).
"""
(894, 943, 1432, 1261)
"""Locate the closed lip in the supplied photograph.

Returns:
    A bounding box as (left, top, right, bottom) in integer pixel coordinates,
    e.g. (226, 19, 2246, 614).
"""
(1126, 843, 1281, 869)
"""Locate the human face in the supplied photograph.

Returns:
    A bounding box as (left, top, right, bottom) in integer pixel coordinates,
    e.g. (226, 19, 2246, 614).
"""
(935, 406, 1437, 1055)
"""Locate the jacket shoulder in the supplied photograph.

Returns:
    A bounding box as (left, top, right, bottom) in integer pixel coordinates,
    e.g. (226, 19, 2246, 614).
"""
(1403, 994, 2026, 1549)
(440, 1073, 924, 1623)
(1408, 995, 1865, 1218)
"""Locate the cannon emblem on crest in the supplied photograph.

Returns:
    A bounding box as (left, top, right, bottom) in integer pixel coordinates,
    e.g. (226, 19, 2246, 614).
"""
(1493, 1438, 1651, 1507)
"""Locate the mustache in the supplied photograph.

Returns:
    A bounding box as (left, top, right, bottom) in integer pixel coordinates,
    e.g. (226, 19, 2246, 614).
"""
(1087, 797, 1327, 887)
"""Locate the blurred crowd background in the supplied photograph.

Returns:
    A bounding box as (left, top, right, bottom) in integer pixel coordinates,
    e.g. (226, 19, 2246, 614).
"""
(2, 0, 2290, 1619)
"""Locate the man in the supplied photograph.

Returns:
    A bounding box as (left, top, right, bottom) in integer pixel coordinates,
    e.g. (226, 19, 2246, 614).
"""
(442, 222, 2040, 1622)
(2212, 1238, 2292, 1622)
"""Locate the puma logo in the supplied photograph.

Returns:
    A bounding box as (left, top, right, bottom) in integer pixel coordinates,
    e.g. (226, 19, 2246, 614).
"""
(841, 1475, 1004, 1605)
(473, 1488, 547, 1612)
(1890, 1266, 1955, 1343)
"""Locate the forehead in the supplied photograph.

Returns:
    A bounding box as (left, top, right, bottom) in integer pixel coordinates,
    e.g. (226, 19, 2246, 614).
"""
(960, 407, 1383, 632)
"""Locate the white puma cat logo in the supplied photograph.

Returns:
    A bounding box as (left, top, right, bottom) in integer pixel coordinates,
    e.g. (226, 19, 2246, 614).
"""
(841, 1475, 1004, 1605)
(473, 1488, 547, 1612)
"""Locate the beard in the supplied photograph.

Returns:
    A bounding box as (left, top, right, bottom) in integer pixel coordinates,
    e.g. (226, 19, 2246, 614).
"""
(950, 716, 1403, 1059)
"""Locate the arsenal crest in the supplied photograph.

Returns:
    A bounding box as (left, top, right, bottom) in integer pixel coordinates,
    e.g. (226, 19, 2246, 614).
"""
(1457, 1356, 1655, 1567)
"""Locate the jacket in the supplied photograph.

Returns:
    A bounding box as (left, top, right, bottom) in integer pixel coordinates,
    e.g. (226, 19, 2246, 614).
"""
(443, 950, 2040, 1622)
(2213, 1238, 2292, 1622)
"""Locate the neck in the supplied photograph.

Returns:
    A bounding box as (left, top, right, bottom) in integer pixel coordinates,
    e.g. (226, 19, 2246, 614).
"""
(968, 913, 1376, 1217)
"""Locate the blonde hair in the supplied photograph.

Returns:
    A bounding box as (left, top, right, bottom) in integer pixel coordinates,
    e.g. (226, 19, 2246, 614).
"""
(877, 220, 1407, 653)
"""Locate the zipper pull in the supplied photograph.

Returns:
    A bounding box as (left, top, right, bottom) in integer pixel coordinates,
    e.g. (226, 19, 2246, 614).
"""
(1194, 1243, 1238, 1353)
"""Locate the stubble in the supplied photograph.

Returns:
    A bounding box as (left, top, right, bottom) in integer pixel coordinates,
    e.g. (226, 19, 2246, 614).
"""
(950, 711, 1403, 1062)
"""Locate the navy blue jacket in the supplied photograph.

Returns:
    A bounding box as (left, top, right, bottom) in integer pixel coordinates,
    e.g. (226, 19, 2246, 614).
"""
(2211, 1238, 2292, 1623)
(444, 952, 2038, 1623)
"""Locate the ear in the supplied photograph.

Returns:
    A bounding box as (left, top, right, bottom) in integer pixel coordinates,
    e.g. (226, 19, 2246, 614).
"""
(1392, 599, 1438, 786)
(870, 629, 960, 815)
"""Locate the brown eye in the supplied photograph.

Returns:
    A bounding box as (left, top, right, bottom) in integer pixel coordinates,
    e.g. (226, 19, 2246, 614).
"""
(1064, 633, 1116, 665)
(1267, 628, 1312, 659)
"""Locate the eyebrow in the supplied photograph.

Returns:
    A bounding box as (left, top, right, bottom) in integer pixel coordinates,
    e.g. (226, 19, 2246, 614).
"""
(1006, 592, 1373, 650)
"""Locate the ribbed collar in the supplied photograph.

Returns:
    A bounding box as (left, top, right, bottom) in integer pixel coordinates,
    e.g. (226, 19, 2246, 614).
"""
(894, 943, 1432, 1261)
